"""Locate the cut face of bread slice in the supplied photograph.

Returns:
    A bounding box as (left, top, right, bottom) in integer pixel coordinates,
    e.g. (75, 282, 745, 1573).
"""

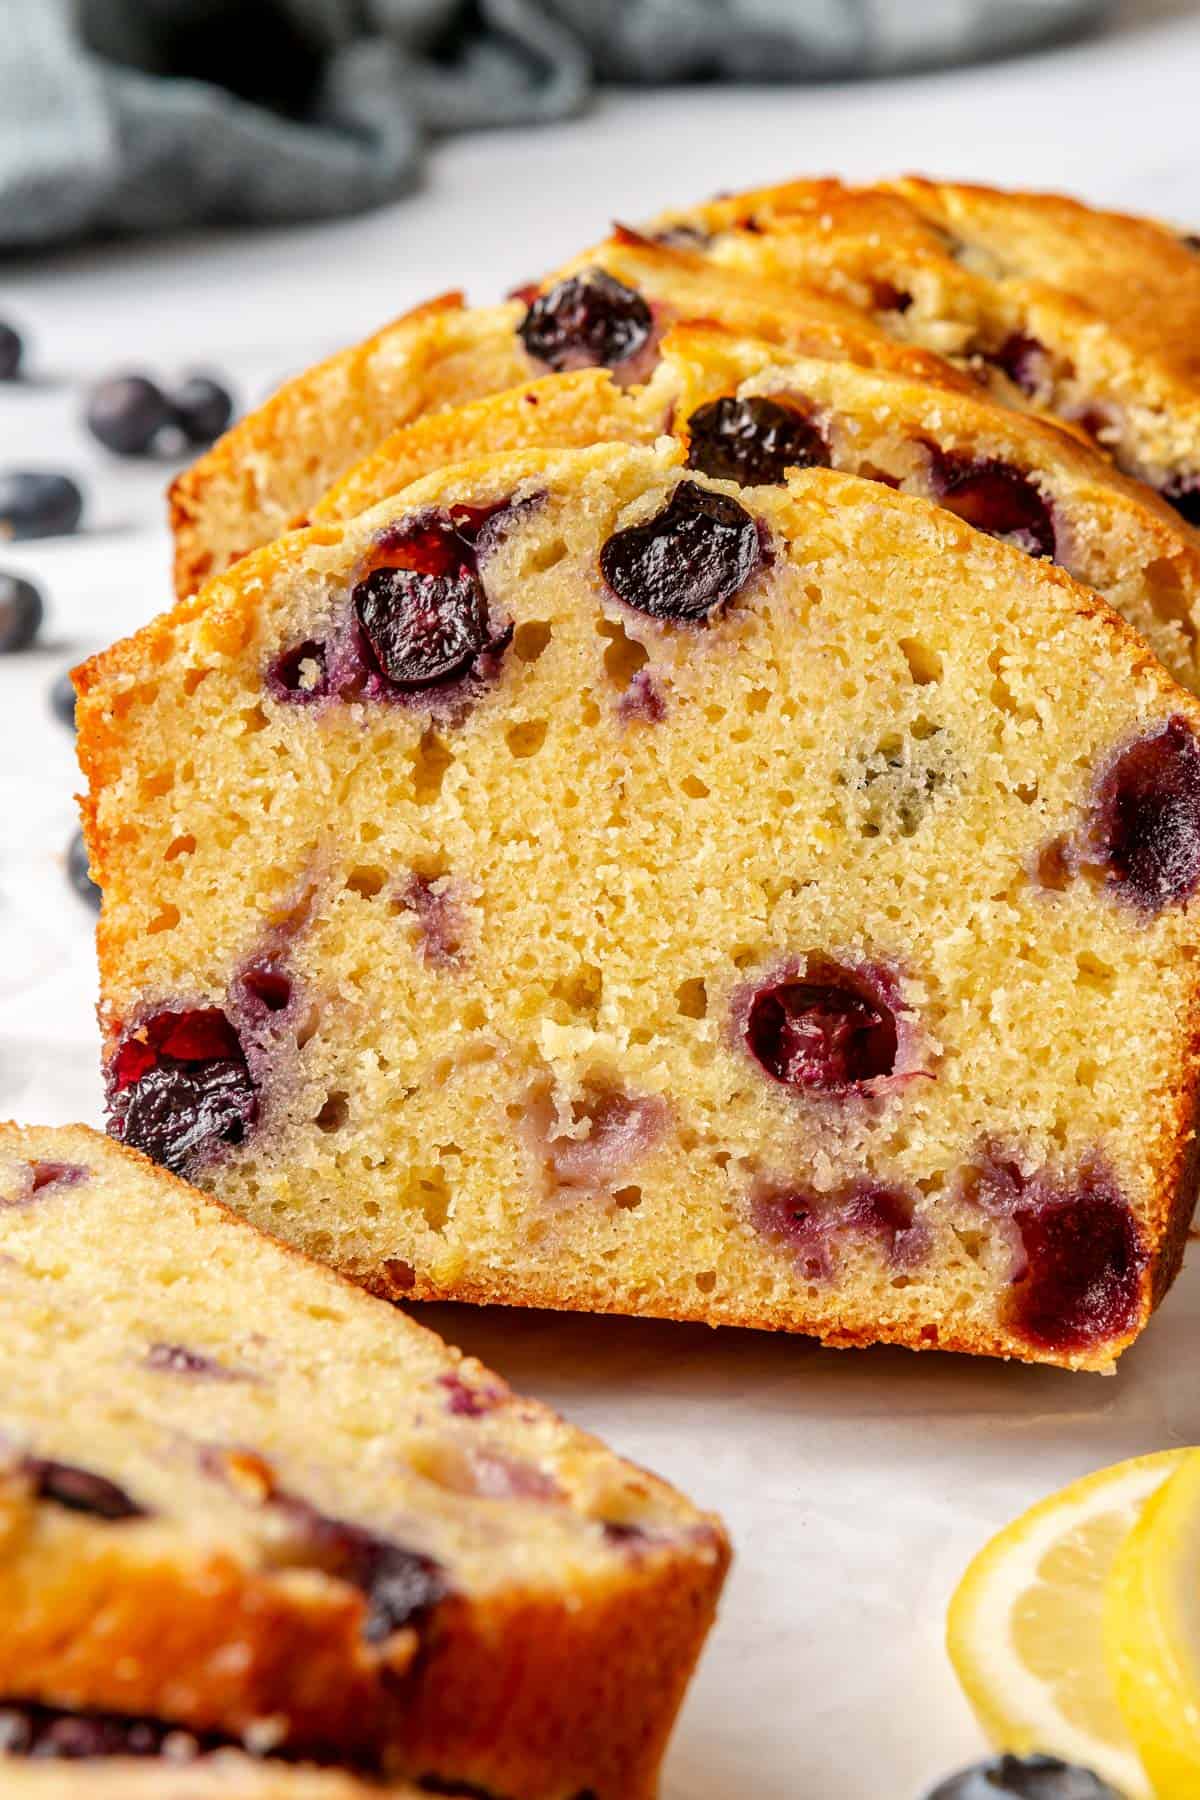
(312, 322, 1200, 699)
(645, 177, 1200, 519)
(169, 233, 972, 599)
(0, 1123, 727, 1800)
(78, 444, 1200, 1371)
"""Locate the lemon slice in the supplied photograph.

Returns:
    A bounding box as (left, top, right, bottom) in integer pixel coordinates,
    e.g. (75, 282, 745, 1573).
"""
(947, 1449, 1190, 1798)
(1105, 1448, 1200, 1796)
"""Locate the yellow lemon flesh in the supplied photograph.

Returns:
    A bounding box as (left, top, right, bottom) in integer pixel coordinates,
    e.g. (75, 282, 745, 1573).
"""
(947, 1450, 1190, 1798)
(1105, 1448, 1200, 1797)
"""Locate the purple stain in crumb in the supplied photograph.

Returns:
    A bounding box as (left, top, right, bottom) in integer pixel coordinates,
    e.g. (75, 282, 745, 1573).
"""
(438, 1371, 506, 1418)
(465, 1450, 562, 1503)
(145, 1343, 235, 1380)
(25, 1457, 146, 1520)
(751, 1179, 927, 1282)
(984, 333, 1050, 398)
(618, 669, 665, 724)
(1087, 715, 1200, 914)
(965, 1152, 1146, 1351)
(29, 1160, 86, 1192)
(266, 637, 327, 704)
(237, 962, 294, 1017)
(397, 872, 467, 968)
(530, 1081, 667, 1190)
(926, 447, 1057, 561)
(3, 1159, 88, 1207)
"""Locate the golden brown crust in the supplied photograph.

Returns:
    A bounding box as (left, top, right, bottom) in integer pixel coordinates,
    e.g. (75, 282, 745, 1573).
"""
(0, 1504, 386, 1757)
(646, 175, 1200, 496)
(168, 292, 530, 600)
(312, 368, 647, 528)
(388, 1542, 728, 1798)
(885, 176, 1200, 383)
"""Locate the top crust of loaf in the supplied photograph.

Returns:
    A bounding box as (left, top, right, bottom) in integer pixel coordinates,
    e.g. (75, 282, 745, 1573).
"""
(168, 293, 530, 601)
(305, 317, 1200, 696)
(646, 176, 1200, 483)
(167, 226, 976, 600)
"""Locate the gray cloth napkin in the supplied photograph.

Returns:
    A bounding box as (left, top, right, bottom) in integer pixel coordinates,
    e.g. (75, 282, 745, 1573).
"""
(0, 0, 1111, 249)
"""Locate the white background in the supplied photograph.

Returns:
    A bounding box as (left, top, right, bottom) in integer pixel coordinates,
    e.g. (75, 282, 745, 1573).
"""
(3, 3, 1200, 1793)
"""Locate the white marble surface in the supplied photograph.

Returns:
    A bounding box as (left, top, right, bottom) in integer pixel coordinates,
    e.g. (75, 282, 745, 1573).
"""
(4, 4, 1200, 1794)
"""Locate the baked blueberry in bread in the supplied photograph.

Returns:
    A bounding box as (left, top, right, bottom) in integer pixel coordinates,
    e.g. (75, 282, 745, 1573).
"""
(313, 321, 1200, 699)
(645, 176, 1200, 523)
(78, 443, 1200, 1370)
(168, 232, 970, 600)
(0, 1122, 728, 1800)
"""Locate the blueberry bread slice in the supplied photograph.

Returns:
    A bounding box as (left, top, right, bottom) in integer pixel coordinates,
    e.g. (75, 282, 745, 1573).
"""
(311, 321, 1200, 699)
(0, 1123, 728, 1800)
(170, 233, 970, 599)
(78, 443, 1200, 1371)
(646, 176, 1200, 521)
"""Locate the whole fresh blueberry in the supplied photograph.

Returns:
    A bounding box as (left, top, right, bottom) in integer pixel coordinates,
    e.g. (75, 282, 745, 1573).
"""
(923, 1752, 1122, 1799)
(0, 472, 83, 540)
(171, 375, 234, 446)
(67, 830, 100, 910)
(0, 571, 44, 652)
(85, 375, 174, 457)
(0, 321, 23, 381)
(50, 668, 77, 729)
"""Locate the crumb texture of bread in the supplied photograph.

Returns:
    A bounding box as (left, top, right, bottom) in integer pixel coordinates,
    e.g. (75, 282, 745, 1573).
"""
(0, 1122, 728, 1800)
(79, 443, 1200, 1372)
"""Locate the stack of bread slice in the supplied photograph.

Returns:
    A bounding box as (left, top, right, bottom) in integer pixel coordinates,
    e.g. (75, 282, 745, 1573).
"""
(69, 174, 1200, 1415)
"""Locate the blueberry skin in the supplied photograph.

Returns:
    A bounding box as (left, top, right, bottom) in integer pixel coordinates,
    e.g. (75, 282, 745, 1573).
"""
(0, 321, 22, 381)
(924, 1753, 1123, 1800)
(85, 375, 173, 457)
(0, 472, 83, 540)
(67, 830, 100, 910)
(0, 572, 44, 652)
(50, 668, 77, 729)
(172, 375, 233, 445)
